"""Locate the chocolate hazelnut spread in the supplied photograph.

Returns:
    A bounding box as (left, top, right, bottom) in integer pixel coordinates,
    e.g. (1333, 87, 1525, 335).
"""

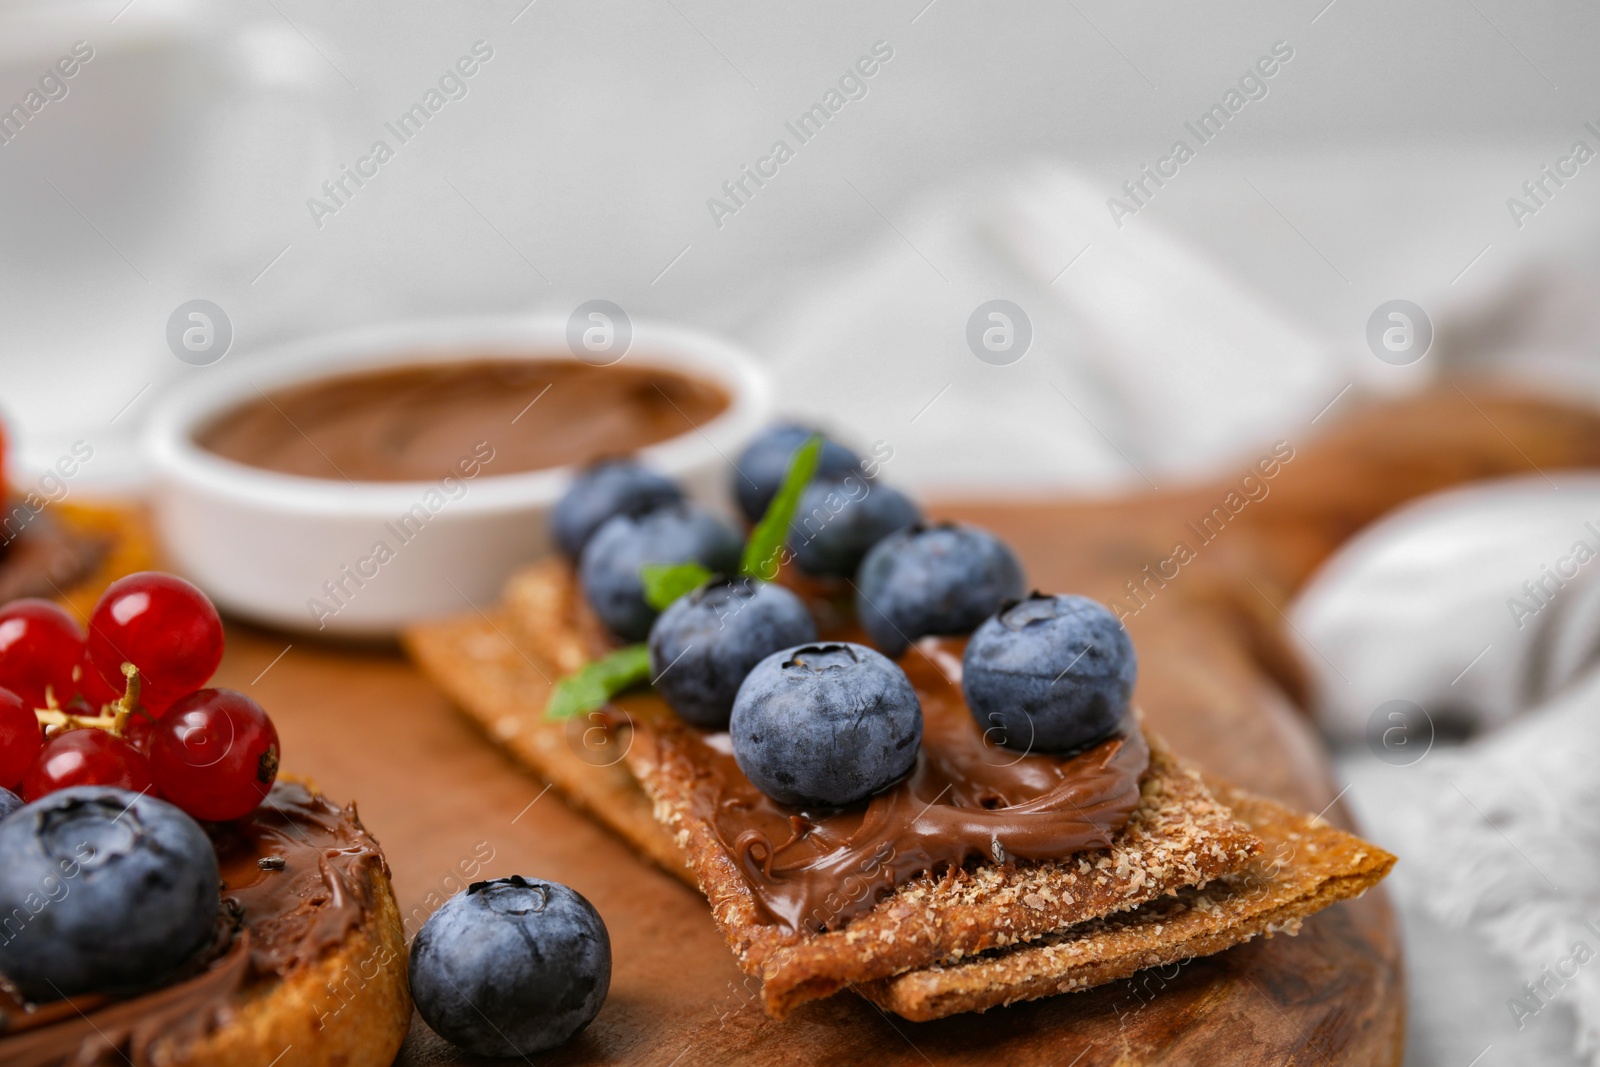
(562, 566, 1150, 935)
(633, 639, 1148, 932)
(196, 359, 729, 482)
(0, 781, 384, 1066)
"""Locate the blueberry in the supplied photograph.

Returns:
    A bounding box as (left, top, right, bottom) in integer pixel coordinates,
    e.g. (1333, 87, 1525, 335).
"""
(0, 787, 20, 821)
(856, 523, 1026, 656)
(409, 875, 611, 1057)
(648, 578, 818, 730)
(0, 787, 219, 1002)
(733, 423, 863, 524)
(788, 479, 921, 579)
(962, 594, 1137, 754)
(730, 642, 922, 808)
(552, 459, 683, 560)
(579, 504, 742, 641)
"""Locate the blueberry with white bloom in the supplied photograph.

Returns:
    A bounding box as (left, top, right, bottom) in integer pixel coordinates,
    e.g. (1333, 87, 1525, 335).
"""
(788, 479, 921, 579)
(409, 876, 611, 1057)
(730, 642, 922, 808)
(733, 423, 863, 524)
(579, 504, 742, 641)
(648, 578, 818, 729)
(855, 523, 1025, 656)
(553, 459, 682, 560)
(0, 787, 219, 1001)
(962, 594, 1136, 753)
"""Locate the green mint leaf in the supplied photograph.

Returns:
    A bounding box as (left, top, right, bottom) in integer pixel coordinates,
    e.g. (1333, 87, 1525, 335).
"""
(640, 561, 713, 611)
(544, 644, 652, 721)
(741, 433, 823, 581)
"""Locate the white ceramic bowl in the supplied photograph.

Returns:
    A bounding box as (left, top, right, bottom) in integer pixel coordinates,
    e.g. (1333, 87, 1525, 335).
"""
(144, 316, 770, 637)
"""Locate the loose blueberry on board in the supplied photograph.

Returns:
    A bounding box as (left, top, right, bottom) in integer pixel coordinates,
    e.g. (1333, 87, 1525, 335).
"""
(855, 523, 1026, 656)
(962, 593, 1137, 754)
(87, 572, 224, 715)
(734, 423, 863, 525)
(579, 504, 742, 642)
(0, 685, 42, 792)
(788, 479, 921, 579)
(0, 786, 21, 821)
(410, 876, 611, 1057)
(730, 642, 922, 808)
(0, 787, 220, 1001)
(648, 578, 818, 729)
(150, 689, 280, 821)
(552, 459, 684, 560)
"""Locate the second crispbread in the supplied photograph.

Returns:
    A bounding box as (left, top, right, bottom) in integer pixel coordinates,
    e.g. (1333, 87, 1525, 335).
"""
(629, 720, 1261, 1017)
(859, 782, 1397, 1020)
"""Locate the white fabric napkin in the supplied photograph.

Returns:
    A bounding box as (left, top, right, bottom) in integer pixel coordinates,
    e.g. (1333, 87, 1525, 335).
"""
(1293, 474, 1600, 1066)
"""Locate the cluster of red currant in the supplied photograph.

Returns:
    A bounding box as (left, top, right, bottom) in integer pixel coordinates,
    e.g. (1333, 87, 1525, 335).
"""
(0, 572, 279, 822)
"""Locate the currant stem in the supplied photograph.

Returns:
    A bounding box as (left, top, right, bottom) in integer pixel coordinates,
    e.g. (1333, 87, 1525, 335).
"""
(29, 663, 143, 737)
(35, 708, 118, 731)
(109, 662, 142, 738)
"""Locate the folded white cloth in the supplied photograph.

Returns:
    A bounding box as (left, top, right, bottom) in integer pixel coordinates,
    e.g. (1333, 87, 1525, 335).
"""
(1294, 474, 1600, 740)
(1293, 474, 1600, 1066)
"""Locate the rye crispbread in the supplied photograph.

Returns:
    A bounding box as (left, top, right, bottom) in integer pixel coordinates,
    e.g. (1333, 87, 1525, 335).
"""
(403, 595, 695, 882)
(631, 725, 1261, 1016)
(406, 562, 1277, 1017)
(859, 782, 1396, 1020)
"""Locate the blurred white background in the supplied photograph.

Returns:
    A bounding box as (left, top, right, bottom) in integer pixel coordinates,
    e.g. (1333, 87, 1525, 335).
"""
(4, 0, 1600, 491)
(7, 4, 1600, 1065)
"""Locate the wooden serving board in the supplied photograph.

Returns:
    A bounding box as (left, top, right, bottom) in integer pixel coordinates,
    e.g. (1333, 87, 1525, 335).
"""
(202, 387, 1600, 1066)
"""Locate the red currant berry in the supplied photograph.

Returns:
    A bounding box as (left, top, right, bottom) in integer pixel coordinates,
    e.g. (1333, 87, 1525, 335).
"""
(74, 651, 121, 708)
(0, 686, 42, 790)
(149, 689, 278, 821)
(87, 573, 223, 715)
(23, 728, 153, 802)
(122, 709, 158, 755)
(0, 598, 86, 709)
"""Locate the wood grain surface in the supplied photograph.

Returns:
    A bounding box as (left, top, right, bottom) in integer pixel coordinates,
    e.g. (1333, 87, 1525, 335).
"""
(195, 386, 1600, 1066)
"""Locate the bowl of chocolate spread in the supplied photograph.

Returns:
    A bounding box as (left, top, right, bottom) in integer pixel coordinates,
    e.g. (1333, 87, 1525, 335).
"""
(144, 316, 769, 636)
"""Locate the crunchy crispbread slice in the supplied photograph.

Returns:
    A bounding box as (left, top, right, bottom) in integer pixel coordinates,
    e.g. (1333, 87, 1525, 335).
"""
(403, 604, 694, 882)
(631, 726, 1261, 1017)
(859, 784, 1397, 1020)
(406, 562, 1266, 1018)
(403, 593, 1390, 1024)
